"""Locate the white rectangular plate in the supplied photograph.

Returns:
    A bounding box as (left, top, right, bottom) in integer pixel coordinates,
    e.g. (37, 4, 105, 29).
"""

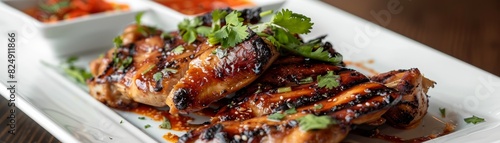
(1, 0, 500, 142)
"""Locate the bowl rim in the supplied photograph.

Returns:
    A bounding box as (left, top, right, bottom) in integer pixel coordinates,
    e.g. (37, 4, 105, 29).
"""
(0, 0, 149, 29)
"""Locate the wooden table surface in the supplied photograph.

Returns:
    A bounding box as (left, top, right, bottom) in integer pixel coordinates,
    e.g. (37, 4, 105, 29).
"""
(1, 1, 498, 143)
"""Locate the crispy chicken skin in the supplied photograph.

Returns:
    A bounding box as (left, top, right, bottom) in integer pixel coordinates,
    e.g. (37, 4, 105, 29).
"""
(371, 68, 436, 129)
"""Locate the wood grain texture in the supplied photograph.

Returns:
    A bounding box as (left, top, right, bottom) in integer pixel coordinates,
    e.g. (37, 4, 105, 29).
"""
(0, 97, 60, 143)
(322, 0, 500, 76)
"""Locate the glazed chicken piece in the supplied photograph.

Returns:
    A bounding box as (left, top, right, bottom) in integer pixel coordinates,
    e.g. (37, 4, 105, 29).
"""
(179, 82, 401, 143)
(166, 31, 278, 114)
(87, 8, 277, 111)
(371, 68, 436, 129)
(213, 57, 369, 122)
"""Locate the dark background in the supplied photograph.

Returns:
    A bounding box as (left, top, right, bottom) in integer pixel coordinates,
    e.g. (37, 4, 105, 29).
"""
(1, 1, 499, 143)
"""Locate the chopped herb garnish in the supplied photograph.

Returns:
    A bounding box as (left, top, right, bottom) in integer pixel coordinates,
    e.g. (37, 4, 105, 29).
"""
(141, 65, 155, 75)
(313, 104, 323, 110)
(144, 124, 151, 129)
(439, 108, 446, 118)
(299, 77, 313, 84)
(259, 10, 274, 17)
(120, 120, 123, 124)
(297, 114, 336, 131)
(113, 36, 123, 48)
(61, 56, 93, 84)
(317, 71, 340, 89)
(159, 117, 172, 129)
(161, 32, 172, 39)
(138, 117, 146, 120)
(464, 115, 485, 124)
(277, 87, 292, 93)
(268, 113, 285, 121)
(153, 72, 163, 81)
(285, 107, 297, 115)
(135, 12, 146, 35)
(172, 45, 185, 55)
(39, 0, 70, 14)
(119, 57, 133, 70)
(162, 68, 178, 74)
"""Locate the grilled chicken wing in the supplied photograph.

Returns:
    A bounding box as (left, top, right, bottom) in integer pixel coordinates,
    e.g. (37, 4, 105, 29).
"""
(371, 68, 436, 129)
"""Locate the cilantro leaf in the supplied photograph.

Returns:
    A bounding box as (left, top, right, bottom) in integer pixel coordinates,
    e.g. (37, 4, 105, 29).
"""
(297, 114, 336, 131)
(272, 9, 313, 34)
(113, 36, 123, 48)
(208, 11, 249, 48)
(317, 71, 340, 89)
(439, 108, 446, 118)
(178, 18, 203, 44)
(172, 45, 185, 55)
(314, 104, 323, 110)
(153, 72, 162, 81)
(62, 56, 93, 84)
(268, 113, 285, 121)
(285, 107, 297, 115)
(211, 9, 228, 22)
(144, 124, 151, 129)
(464, 115, 485, 124)
(159, 117, 172, 129)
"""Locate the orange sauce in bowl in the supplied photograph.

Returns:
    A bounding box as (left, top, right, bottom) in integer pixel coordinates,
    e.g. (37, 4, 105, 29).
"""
(154, 0, 254, 15)
(24, 0, 129, 23)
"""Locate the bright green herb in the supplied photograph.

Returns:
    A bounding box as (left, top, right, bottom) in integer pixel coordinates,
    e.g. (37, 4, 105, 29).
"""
(135, 12, 146, 35)
(39, 0, 70, 14)
(162, 68, 178, 74)
(113, 36, 123, 48)
(144, 124, 151, 129)
(268, 113, 286, 121)
(313, 104, 323, 110)
(172, 45, 185, 55)
(138, 117, 146, 120)
(317, 71, 340, 89)
(439, 108, 446, 118)
(299, 77, 313, 84)
(464, 115, 485, 124)
(141, 65, 155, 75)
(153, 72, 162, 81)
(208, 11, 249, 48)
(159, 117, 172, 129)
(277, 87, 292, 93)
(178, 18, 205, 44)
(297, 114, 336, 131)
(62, 56, 93, 84)
(271, 9, 313, 34)
(285, 107, 297, 115)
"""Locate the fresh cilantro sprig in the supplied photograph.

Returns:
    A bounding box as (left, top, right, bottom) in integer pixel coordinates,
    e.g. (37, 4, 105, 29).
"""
(61, 56, 93, 84)
(208, 11, 249, 48)
(253, 9, 342, 65)
(317, 71, 340, 89)
(178, 17, 212, 44)
(464, 115, 485, 124)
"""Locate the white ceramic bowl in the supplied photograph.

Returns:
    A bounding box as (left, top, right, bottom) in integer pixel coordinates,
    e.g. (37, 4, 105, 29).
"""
(0, 0, 149, 57)
(142, 0, 287, 31)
